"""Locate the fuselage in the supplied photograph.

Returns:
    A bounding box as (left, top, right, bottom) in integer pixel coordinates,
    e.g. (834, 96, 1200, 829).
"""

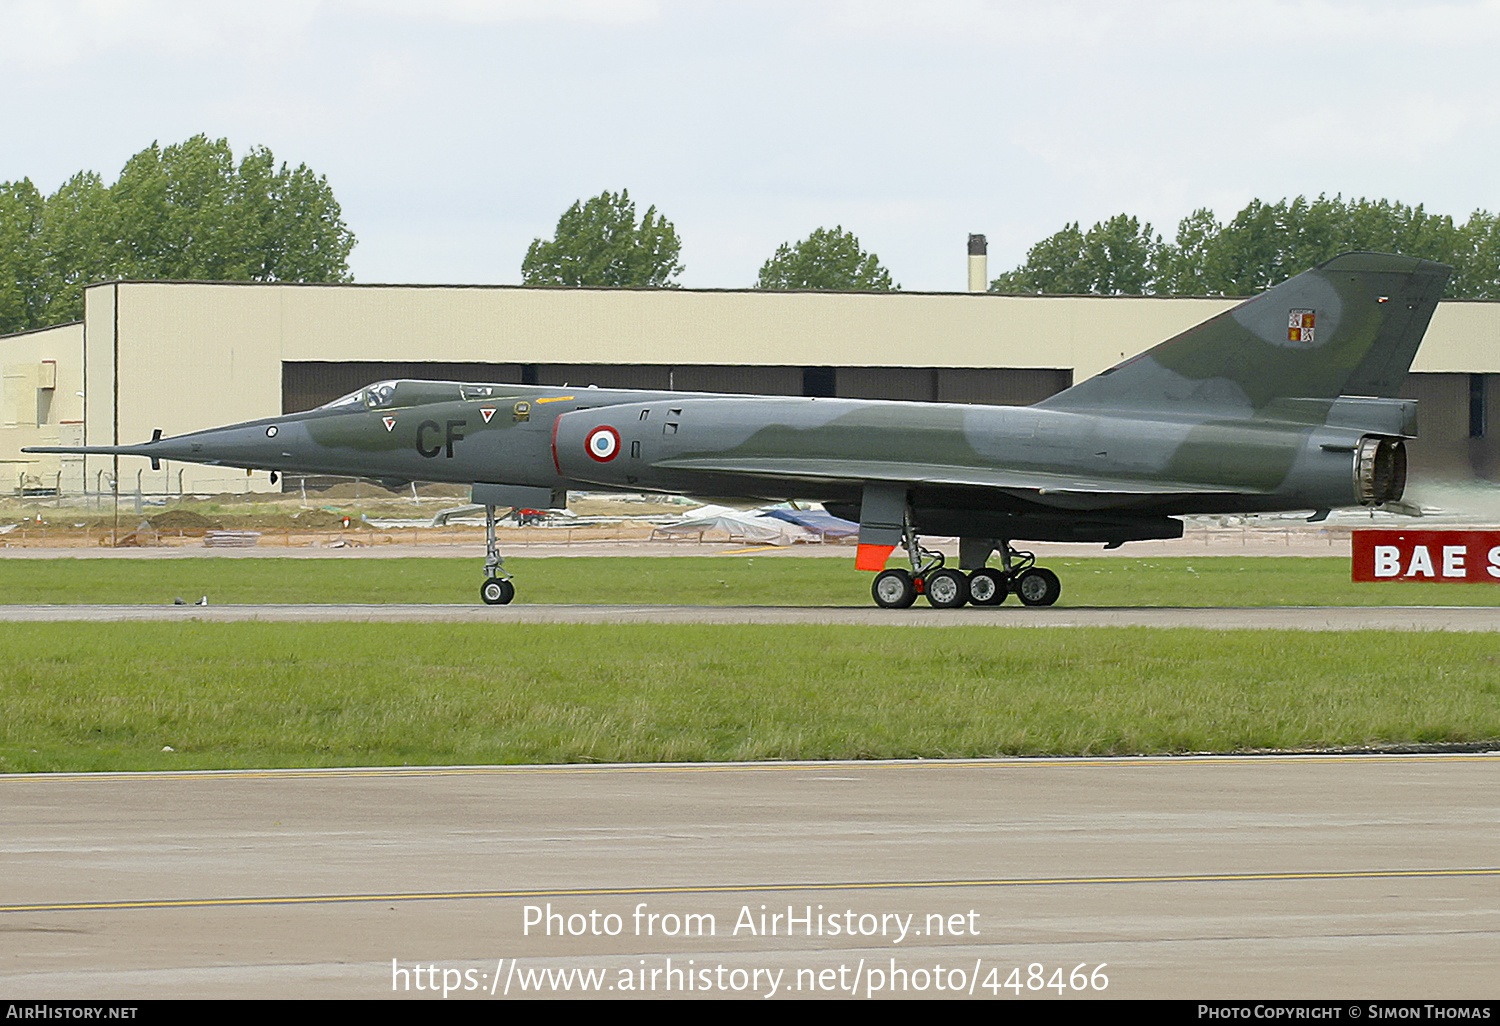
(112, 377, 1394, 544)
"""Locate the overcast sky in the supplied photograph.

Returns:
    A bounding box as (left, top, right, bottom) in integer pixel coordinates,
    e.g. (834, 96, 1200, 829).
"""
(4, 0, 1498, 291)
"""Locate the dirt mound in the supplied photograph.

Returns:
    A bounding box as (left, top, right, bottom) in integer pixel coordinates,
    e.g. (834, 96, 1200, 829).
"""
(149, 509, 223, 534)
(288, 508, 368, 529)
(415, 483, 469, 497)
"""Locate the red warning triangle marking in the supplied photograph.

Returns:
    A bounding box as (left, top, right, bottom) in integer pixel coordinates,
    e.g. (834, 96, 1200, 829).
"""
(481, 408, 496, 423)
(383, 417, 397, 432)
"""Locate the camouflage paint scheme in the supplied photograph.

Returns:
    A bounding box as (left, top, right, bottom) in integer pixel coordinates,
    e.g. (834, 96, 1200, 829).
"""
(28, 252, 1450, 595)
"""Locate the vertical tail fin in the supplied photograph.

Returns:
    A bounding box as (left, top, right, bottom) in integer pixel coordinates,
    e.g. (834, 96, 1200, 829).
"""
(1038, 252, 1452, 414)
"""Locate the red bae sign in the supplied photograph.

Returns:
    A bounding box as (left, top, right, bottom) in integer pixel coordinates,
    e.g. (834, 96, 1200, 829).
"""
(1352, 530, 1500, 583)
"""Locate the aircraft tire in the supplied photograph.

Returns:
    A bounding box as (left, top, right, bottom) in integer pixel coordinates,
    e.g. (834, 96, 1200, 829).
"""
(924, 568, 969, 608)
(1014, 568, 1061, 607)
(967, 568, 1007, 605)
(480, 577, 515, 605)
(872, 569, 917, 609)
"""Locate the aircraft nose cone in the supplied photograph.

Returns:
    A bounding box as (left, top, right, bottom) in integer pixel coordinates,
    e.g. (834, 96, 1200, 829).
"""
(150, 419, 302, 467)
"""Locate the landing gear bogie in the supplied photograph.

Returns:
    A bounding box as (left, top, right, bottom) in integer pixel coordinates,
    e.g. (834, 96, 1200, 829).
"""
(866, 522, 1064, 610)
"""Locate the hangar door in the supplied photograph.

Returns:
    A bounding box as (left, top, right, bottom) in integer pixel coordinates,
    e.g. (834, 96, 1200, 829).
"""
(283, 362, 1073, 414)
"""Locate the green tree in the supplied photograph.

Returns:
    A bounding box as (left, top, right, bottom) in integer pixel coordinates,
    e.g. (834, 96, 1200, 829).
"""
(990, 215, 1160, 295)
(1458, 210, 1500, 299)
(109, 135, 355, 284)
(1204, 197, 1308, 295)
(989, 222, 1085, 293)
(0, 135, 355, 332)
(35, 171, 116, 326)
(0, 178, 46, 333)
(235, 148, 356, 283)
(998, 195, 1493, 298)
(522, 189, 683, 287)
(1181, 196, 1472, 296)
(1154, 207, 1223, 294)
(755, 226, 897, 291)
(1080, 214, 1160, 294)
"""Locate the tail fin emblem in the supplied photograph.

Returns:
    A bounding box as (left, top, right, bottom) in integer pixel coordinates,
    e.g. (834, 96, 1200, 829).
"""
(383, 416, 397, 432)
(1288, 309, 1315, 344)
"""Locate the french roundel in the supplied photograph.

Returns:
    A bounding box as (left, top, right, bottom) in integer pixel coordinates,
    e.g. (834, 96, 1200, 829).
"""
(586, 426, 621, 462)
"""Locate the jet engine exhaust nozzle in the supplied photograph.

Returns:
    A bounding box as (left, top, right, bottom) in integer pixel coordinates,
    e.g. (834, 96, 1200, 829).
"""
(1355, 436, 1406, 505)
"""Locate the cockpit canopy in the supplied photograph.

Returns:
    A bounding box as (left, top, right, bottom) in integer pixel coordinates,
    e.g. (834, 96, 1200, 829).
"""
(319, 380, 396, 410)
(318, 379, 502, 411)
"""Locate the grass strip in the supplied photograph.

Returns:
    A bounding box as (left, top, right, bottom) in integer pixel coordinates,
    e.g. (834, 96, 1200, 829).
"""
(2, 623, 1496, 772)
(1, 556, 1499, 606)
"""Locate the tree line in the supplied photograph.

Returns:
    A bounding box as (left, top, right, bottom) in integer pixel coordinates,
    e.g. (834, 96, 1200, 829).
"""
(2, 146, 895, 337)
(990, 197, 1500, 298)
(0, 135, 355, 333)
(521, 190, 1500, 299)
(7, 138, 1498, 339)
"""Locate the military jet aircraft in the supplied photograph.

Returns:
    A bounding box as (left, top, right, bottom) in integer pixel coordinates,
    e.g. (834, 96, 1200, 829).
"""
(27, 252, 1450, 608)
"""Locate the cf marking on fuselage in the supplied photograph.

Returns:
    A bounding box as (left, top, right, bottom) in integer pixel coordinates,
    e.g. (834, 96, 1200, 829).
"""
(417, 419, 467, 458)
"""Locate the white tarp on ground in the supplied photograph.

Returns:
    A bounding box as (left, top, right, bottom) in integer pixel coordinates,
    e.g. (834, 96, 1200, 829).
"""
(651, 505, 819, 544)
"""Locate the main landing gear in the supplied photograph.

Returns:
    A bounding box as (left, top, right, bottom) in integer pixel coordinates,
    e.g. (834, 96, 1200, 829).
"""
(479, 504, 515, 605)
(870, 534, 1061, 609)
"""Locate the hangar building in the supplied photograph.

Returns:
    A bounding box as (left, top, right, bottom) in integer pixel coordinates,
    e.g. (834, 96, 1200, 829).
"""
(3, 277, 1499, 495)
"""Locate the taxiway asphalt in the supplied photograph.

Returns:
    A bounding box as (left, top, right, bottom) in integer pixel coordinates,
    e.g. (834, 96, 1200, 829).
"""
(0, 603, 1498, 630)
(2, 756, 1497, 999)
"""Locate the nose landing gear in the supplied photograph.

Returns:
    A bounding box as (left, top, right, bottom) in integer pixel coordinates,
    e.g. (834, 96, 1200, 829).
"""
(479, 503, 515, 605)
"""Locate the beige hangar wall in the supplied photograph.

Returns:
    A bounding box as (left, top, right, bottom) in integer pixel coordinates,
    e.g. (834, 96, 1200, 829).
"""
(32, 280, 1500, 494)
(2, 322, 84, 493)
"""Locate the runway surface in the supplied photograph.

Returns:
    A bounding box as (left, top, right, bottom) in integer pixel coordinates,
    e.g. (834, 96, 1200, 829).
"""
(2, 755, 1497, 999)
(1, 602, 1498, 630)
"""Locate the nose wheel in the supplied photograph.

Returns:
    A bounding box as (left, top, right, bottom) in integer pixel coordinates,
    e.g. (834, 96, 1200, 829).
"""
(480, 577, 515, 605)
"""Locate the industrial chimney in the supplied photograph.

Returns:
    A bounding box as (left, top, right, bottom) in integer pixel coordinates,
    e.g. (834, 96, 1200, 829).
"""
(967, 234, 987, 293)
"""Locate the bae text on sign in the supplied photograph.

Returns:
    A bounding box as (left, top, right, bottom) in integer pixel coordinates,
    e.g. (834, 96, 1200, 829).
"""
(1351, 530, 1500, 583)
